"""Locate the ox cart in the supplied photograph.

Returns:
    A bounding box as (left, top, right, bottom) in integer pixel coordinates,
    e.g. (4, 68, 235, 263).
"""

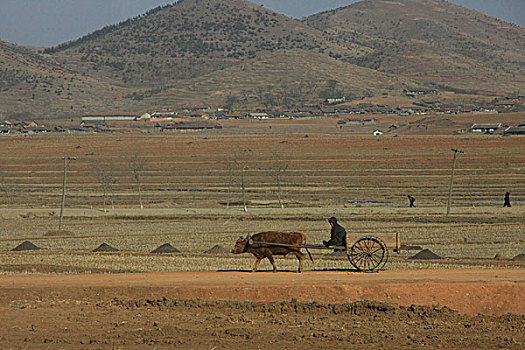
(251, 231, 400, 272)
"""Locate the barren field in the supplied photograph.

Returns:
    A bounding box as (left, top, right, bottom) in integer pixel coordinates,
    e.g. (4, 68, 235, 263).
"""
(1, 126, 524, 348)
(1, 270, 524, 349)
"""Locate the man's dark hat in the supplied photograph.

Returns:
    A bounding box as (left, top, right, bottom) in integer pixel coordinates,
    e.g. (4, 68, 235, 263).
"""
(328, 217, 337, 224)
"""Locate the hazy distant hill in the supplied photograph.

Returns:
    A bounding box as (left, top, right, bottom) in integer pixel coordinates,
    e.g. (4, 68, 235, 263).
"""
(1, 0, 524, 117)
(305, 0, 525, 93)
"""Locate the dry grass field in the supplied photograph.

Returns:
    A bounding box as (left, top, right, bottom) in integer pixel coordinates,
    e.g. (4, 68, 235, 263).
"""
(1, 124, 524, 349)
(0, 123, 524, 274)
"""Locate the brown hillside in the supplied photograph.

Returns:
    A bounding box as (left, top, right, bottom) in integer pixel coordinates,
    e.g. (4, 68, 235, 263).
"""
(0, 40, 132, 118)
(46, 0, 356, 87)
(1, 0, 524, 117)
(305, 0, 525, 94)
(132, 49, 424, 109)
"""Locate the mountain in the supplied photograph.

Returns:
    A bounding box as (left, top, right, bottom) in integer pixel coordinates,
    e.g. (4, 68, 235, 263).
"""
(0, 39, 137, 118)
(1, 0, 524, 117)
(44, 0, 357, 87)
(305, 0, 525, 94)
(129, 49, 421, 109)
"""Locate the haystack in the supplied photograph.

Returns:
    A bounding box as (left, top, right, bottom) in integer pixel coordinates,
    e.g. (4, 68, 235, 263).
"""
(11, 241, 40, 251)
(493, 253, 508, 260)
(151, 243, 180, 254)
(204, 245, 231, 254)
(93, 243, 119, 252)
(409, 249, 441, 260)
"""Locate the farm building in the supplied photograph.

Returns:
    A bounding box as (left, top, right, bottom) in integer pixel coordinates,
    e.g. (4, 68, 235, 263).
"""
(0, 120, 13, 128)
(326, 97, 346, 104)
(373, 130, 385, 136)
(504, 126, 525, 135)
(248, 113, 269, 119)
(346, 118, 379, 125)
(470, 123, 502, 133)
(221, 113, 244, 119)
(81, 113, 141, 122)
(20, 126, 51, 135)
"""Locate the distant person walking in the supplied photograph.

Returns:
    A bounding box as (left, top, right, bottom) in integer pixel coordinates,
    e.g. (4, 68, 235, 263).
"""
(503, 192, 511, 207)
(408, 195, 416, 208)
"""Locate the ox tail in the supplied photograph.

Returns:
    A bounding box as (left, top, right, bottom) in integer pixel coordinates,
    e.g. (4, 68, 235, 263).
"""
(303, 236, 314, 264)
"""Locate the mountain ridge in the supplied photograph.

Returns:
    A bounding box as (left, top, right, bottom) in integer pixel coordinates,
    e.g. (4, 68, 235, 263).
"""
(0, 0, 523, 117)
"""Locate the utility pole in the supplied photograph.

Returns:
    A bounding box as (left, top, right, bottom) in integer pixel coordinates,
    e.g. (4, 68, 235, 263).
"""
(446, 148, 464, 216)
(58, 156, 76, 231)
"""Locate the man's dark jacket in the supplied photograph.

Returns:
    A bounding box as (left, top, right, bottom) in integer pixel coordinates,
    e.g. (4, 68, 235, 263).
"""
(326, 223, 346, 247)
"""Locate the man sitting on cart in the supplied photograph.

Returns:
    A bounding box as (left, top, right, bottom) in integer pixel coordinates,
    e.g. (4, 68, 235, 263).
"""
(323, 217, 346, 251)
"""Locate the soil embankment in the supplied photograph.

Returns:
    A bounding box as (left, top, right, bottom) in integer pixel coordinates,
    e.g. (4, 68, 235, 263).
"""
(1, 269, 524, 315)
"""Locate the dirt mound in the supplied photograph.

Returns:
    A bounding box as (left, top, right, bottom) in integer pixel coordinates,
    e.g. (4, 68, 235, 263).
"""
(11, 241, 40, 251)
(151, 243, 180, 254)
(204, 245, 231, 254)
(511, 254, 525, 261)
(409, 249, 441, 260)
(494, 253, 508, 260)
(93, 243, 119, 252)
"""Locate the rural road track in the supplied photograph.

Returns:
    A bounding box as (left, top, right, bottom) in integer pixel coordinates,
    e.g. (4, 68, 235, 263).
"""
(1, 269, 524, 315)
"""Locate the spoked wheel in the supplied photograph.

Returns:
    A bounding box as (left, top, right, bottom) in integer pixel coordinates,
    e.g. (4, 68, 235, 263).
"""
(347, 236, 388, 272)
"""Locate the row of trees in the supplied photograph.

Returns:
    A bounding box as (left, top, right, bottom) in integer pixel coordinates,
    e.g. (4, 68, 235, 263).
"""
(93, 150, 291, 212)
(0, 150, 292, 213)
(94, 154, 146, 212)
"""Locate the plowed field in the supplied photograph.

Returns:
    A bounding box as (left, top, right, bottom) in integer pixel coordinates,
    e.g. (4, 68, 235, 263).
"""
(1, 270, 524, 349)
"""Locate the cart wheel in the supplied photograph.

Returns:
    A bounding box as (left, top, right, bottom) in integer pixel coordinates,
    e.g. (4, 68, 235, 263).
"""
(347, 236, 388, 272)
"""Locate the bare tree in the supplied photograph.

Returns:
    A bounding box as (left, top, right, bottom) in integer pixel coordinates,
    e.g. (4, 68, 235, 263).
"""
(234, 149, 253, 212)
(129, 154, 147, 209)
(95, 163, 118, 212)
(224, 160, 236, 209)
(0, 172, 11, 205)
(271, 160, 290, 209)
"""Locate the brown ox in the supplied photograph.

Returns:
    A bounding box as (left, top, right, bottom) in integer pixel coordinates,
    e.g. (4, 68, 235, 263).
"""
(232, 231, 313, 273)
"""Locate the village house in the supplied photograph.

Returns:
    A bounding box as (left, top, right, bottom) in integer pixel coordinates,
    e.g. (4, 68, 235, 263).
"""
(320, 106, 338, 115)
(81, 113, 141, 122)
(403, 89, 439, 98)
(0, 120, 13, 128)
(295, 107, 320, 115)
(470, 123, 502, 133)
(325, 97, 346, 104)
(221, 113, 245, 120)
(248, 113, 269, 119)
(344, 118, 379, 125)
(504, 126, 525, 135)
(496, 101, 518, 108)
(20, 126, 51, 135)
(150, 112, 177, 118)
